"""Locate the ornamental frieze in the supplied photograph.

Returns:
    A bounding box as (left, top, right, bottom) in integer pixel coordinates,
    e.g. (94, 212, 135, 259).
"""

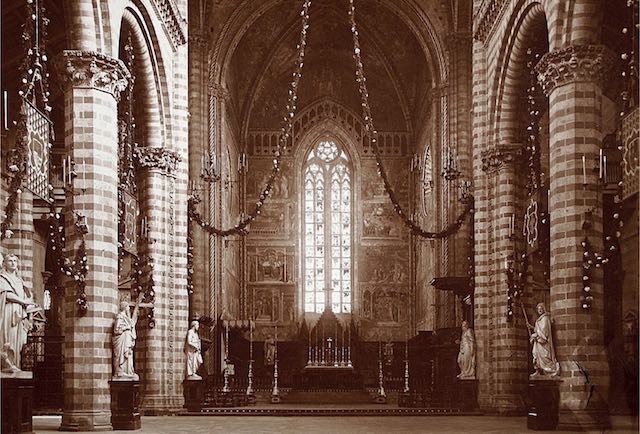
(481, 143, 522, 173)
(134, 146, 181, 174)
(535, 45, 615, 96)
(58, 50, 130, 101)
(473, 0, 509, 43)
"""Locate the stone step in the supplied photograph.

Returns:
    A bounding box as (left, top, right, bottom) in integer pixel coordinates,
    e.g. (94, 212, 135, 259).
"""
(284, 390, 372, 404)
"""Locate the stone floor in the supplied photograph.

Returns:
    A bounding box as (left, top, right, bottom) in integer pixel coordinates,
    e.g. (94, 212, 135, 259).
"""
(33, 415, 638, 433)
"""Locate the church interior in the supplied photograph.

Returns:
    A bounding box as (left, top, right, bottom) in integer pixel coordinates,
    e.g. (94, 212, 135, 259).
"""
(0, 0, 638, 432)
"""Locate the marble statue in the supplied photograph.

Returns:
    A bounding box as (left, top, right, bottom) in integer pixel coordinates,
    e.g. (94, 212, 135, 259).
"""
(112, 292, 144, 380)
(0, 253, 35, 372)
(264, 335, 276, 366)
(527, 302, 559, 377)
(185, 320, 203, 380)
(456, 320, 476, 379)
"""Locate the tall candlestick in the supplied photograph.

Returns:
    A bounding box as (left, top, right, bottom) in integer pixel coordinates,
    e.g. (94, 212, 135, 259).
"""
(582, 155, 586, 185)
(603, 156, 607, 182)
(599, 149, 603, 179)
(62, 158, 66, 184)
(3, 90, 7, 130)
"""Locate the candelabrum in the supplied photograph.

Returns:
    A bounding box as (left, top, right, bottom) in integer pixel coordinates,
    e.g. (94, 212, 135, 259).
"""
(200, 151, 221, 183)
(222, 359, 231, 393)
(442, 147, 462, 181)
(246, 359, 254, 395)
(377, 359, 386, 399)
(404, 359, 410, 393)
(271, 359, 280, 401)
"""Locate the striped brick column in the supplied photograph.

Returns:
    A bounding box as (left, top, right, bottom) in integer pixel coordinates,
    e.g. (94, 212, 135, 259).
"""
(3, 190, 35, 294)
(135, 150, 187, 414)
(478, 144, 529, 414)
(536, 44, 614, 430)
(187, 34, 208, 319)
(57, 50, 129, 431)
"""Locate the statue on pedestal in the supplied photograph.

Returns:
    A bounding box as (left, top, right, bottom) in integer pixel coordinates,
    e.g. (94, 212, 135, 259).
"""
(527, 302, 559, 377)
(112, 293, 144, 380)
(0, 253, 35, 373)
(264, 335, 276, 367)
(456, 320, 476, 379)
(185, 320, 203, 380)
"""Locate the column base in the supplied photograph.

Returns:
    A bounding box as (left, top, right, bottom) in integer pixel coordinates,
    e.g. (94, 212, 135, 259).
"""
(140, 393, 185, 415)
(481, 393, 527, 415)
(2, 375, 34, 434)
(557, 408, 611, 431)
(59, 410, 112, 432)
(109, 380, 141, 430)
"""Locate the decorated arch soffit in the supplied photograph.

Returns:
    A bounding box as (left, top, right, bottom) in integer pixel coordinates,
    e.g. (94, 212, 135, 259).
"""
(489, 2, 548, 150)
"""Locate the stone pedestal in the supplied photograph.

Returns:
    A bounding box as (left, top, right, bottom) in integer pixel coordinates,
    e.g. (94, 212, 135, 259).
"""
(109, 380, 141, 430)
(183, 379, 204, 412)
(455, 378, 479, 411)
(1, 375, 34, 434)
(527, 378, 560, 430)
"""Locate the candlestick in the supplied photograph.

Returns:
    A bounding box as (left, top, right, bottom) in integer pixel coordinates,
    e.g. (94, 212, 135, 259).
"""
(582, 155, 586, 185)
(599, 149, 603, 179)
(62, 158, 66, 184)
(603, 155, 607, 182)
(3, 90, 7, 130)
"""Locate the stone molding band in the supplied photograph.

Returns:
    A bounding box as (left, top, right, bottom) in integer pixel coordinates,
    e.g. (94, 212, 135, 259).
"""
(135, 146, 182, 174)
(535, 45, 615, 96)
(58, 50, 131, 101)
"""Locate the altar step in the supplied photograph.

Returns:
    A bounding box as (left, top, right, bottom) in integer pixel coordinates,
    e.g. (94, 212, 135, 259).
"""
(284, 389, 372, 404)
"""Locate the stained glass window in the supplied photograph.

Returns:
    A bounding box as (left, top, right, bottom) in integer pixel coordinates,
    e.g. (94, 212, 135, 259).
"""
(303, 140, 352, 313)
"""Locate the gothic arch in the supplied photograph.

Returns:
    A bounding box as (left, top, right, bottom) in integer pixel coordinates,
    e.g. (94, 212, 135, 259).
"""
(493, 2, 548, 146)
(293, 116, 364, 315)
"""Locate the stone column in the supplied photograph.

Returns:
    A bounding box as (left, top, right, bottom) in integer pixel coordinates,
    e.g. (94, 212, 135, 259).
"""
(135, 147, 187, 414)
(477, 144, 529, 414)
(57, 50, 129, 431)
(187, 34, 208, 319)
(536, 44, 614, 430)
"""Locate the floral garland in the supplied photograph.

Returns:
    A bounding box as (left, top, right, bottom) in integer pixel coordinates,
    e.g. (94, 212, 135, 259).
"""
(2, 0, 51, 240)
(47, 208, 89, 313)
(348, 0, 473, 239)
(189, 0, 311, 237)
(1, 115, 29, 240)
(132, 253, 155, 328)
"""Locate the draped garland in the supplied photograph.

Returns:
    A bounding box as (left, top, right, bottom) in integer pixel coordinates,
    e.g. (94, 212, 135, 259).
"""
(347, 0, 473, 239)
(190, 0, 472, 239)
(188, 0, 311, 236)
(1, 0, 52, 240)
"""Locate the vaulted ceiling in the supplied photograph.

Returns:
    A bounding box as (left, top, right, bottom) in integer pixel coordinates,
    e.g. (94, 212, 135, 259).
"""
(200, 0, 458, 135)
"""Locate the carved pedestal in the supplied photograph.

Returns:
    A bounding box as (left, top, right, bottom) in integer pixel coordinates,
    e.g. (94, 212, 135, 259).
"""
(183, 380, 204, 412)
(527, 379, 560, 430)
(1, 375, 34, 434)
(109, 380, 141, 430)
(455, 378, 478, 411)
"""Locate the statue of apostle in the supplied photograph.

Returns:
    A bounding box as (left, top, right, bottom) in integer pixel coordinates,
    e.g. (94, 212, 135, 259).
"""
(527, 302, 560, 377)
(456, 320, 476, 379)
(185, 320, 203, 380)
(112, 292, 144, 380)
(0, 253, 35, 372)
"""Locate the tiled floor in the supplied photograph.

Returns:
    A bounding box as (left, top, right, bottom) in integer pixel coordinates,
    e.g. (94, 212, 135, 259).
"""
(33, 414, 638, 434)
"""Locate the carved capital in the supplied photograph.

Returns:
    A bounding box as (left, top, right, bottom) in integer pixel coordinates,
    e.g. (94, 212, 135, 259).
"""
(481, 143, 523, 173)
(535, 45, 615, 96)
(208, 83, 230, 100)
(189, 35, 207, 50)
(58, 50, 130, 101)
(135, 146, 182, 174)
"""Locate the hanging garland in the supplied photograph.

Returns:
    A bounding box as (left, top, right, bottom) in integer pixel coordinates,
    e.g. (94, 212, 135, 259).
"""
(132, 253, 155, 328)
(619, 0, 639, 118)
(1, 0, 51, 241)
(46, 209, 89, 313)
(347, 0, 473, 239)
(189, 0, 312, 237)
